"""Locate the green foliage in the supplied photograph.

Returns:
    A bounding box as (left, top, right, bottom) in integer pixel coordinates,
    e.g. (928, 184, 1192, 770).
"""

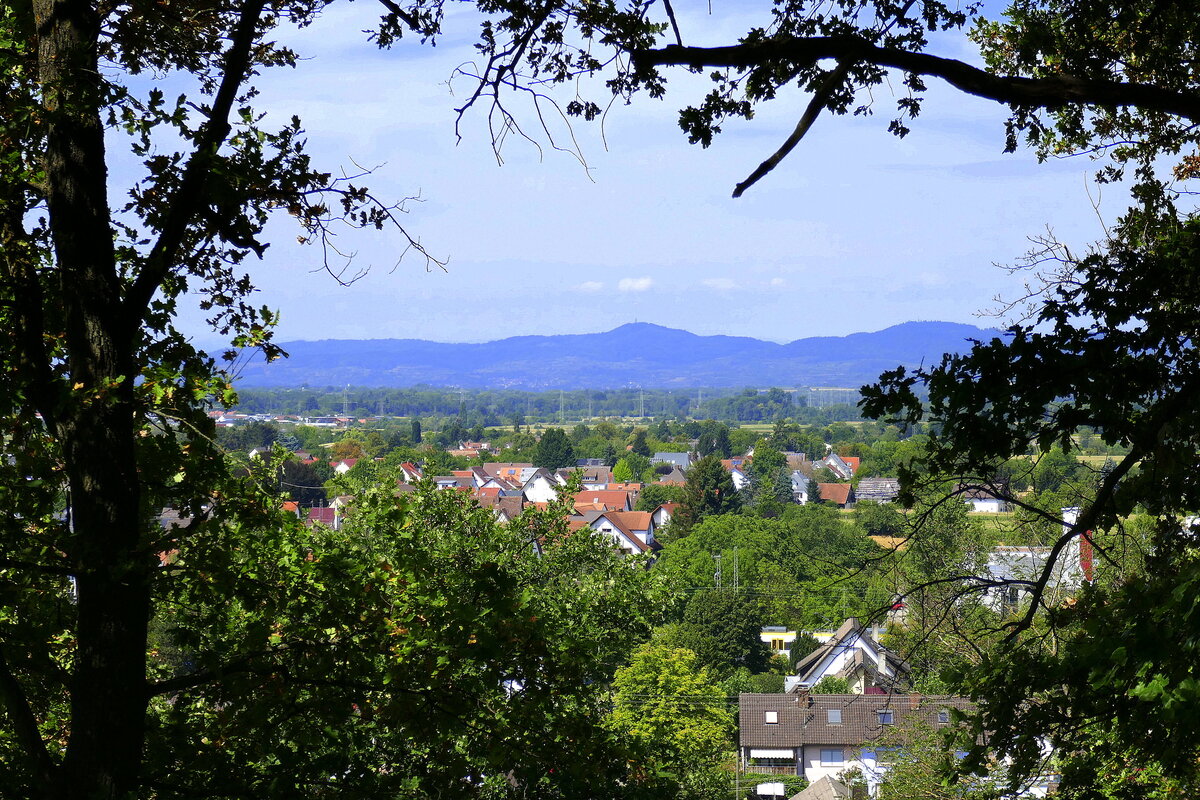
(608, 643, 735, 798)
(744, 439, 793, 517)
(657, 508, 885, 630)
(875, 718, 981, 799)
(810, 675, 851, 694)
(854, 500, 904, 537)
(739, 774, 808, 799)
(677, 590, 771, 678)
(721, 668, 786, 696)
(696, 421, 732, 458)
(788, 634, 821, 671)
(635, 482, 685, 512)
(132, 482, 667, 797)
(533, 426, 575, 470)
(949, 554, 1200, 796)
(673, 455, 741, 535)
(629, 428, 652, 457)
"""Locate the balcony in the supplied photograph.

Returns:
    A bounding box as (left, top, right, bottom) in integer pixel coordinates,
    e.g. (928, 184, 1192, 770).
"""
(743, 765, 800, 776)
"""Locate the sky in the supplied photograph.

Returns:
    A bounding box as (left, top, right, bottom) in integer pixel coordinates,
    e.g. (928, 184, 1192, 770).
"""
(158, 2, 1124, 348)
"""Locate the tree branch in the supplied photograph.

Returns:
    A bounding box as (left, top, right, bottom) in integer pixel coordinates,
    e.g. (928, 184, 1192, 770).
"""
(123, 0, 267, 328)
(633, 36, 1200, 123)
(733, 57, 854, 197)
(0, 647, 56, 784)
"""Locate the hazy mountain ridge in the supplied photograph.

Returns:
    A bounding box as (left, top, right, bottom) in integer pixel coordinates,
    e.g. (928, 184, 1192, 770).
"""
(233, 321, 998, 389)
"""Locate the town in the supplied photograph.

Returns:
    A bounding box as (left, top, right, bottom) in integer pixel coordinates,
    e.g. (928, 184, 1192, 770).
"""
(196, 395, 1126, 798)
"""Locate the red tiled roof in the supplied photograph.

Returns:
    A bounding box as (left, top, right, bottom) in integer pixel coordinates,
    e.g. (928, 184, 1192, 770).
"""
(575, 490, 633, 510)
(608, 510, 652, 532)
(818, 483, 852, 505)
(307, 507, 336, 526)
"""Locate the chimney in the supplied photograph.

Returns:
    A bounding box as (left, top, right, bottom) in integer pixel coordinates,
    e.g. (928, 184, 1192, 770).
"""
(909, 692, 921, 710)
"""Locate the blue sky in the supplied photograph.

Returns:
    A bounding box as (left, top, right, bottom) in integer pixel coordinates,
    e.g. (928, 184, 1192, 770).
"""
(162, 3, 1122, 347)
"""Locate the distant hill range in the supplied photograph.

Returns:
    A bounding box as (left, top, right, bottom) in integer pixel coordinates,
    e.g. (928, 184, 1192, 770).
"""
(233, 321, 999, 390)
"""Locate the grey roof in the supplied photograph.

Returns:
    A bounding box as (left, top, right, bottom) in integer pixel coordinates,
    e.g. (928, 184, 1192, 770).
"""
(652, 452, 692, 469)
(790, 775, 851, 800)
(739, 693, 972, 749)
(855, 478, 900, 502)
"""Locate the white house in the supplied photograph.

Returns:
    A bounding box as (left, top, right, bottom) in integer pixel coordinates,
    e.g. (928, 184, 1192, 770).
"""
(739, 693, 972, 795)
(520, 468, 561, 504)
(789, 618, 909, 693)
(587, 510, 656, 557)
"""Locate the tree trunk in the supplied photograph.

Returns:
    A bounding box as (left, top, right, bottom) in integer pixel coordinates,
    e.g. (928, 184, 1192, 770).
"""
(33, 1, 150, 797)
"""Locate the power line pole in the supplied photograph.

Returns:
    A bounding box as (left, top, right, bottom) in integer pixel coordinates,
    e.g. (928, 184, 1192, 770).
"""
(714, 553, 722, 589)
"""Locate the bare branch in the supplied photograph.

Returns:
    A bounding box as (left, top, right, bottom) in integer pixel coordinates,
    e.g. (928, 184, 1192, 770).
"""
(733, 57, 854, 198)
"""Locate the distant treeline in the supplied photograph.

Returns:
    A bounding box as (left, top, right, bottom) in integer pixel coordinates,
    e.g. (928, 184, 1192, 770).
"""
(230, 385, 867, 424)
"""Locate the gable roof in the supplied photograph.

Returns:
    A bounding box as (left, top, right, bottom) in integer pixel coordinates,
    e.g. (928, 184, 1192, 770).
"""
(856, 478, 900, 502)
(739, 693, 972, 749)
(607, 510, 653, 533)
(817, 482, 853, 506)
(306, 507, 336, 527)
(791, 618, 909, 688)
(574, 490, 633, 511)
(652, 452, 692, 469)
(589, 512, 649, 553)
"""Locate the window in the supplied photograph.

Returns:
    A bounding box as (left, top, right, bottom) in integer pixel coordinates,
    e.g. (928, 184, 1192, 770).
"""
(878, 710, 894, 725)
(937, 709, 951, 724)
(771, 638, 786, 650)
(764, 711, 779, 724)
(820, 748, 844, 766)
(827, 709, 842, 724)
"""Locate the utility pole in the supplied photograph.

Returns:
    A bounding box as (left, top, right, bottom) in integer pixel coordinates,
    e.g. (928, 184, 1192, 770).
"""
(559, 389, 564, 424)
(342, 385, 349, 416)
(714, 553, 722, 589)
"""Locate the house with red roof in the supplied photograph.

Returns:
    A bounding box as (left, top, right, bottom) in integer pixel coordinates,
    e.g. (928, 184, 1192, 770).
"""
(331, 458, 359, 475)
(587, 510, 657, 557)
(816, 482, 854, 508)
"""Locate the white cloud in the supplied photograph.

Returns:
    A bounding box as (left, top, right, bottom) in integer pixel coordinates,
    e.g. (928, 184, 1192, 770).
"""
(770, 277, 786, 287)
(575, 281, 604, 292)
(702, 278, 737, 291)
(618, 277, 653, 292)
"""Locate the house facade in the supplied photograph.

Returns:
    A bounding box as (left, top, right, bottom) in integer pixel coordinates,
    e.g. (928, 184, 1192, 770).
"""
(739, 693, 972, 795)
(789, 618, 909, 693)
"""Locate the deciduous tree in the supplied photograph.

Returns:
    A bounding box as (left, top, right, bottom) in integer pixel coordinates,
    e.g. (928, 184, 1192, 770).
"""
(607, 643, 735, 798)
